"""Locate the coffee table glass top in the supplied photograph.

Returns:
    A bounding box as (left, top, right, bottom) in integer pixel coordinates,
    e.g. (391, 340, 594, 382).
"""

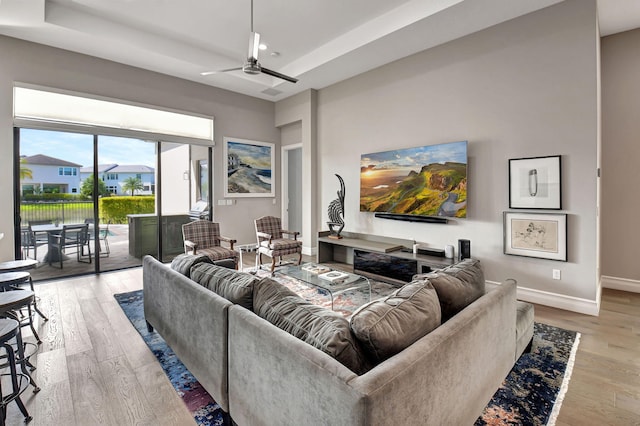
(279, 263, 371, 310)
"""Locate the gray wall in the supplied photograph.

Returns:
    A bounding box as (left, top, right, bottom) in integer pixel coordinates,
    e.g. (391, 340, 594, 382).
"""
(279, 0, 601, 313)
(601, 28, 640, 288)
(0, 35, 280, 256)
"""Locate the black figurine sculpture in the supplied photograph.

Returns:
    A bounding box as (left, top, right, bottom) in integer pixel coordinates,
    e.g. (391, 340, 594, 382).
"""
(327, 174, 345, 239)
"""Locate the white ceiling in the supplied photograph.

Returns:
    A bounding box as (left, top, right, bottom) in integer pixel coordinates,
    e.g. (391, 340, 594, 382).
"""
(0, 0, 637, 101)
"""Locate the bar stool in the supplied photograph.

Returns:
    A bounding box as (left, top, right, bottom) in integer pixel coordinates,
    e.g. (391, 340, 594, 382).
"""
(0, 318, 33, 425)
(0, 260, 38, 273)
(0, 272, 48, 322)
(0, 290, 41, 345)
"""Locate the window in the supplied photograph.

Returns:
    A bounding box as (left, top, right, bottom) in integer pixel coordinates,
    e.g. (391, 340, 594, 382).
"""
(107, 186, 118, 194)
(136, 174, 142, 179)
(71, 188, 77, 193)
(143, 185, 150, 191)
(106, 173, 118, 180)
(58, 167, 76, 176)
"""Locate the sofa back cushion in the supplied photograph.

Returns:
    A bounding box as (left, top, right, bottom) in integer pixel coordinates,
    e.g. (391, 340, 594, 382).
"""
(253, 278, 370, 375)
(190, 263, 258, 310)
(416, 258, 485, 321)
(349, 280, 441, 363)
(170, 253, 213, 278)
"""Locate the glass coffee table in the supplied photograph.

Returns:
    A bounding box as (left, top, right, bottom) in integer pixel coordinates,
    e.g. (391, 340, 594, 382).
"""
(279, 263, 371, 310)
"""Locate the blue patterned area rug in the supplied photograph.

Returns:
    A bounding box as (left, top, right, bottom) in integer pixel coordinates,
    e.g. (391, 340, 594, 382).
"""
(115, 289, 580, 426)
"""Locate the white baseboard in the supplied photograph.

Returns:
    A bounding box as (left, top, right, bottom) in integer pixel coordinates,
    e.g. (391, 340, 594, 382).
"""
(486, 280, 599, 316)
(602, 275, 640, 293)
(302, 246, 316, 257)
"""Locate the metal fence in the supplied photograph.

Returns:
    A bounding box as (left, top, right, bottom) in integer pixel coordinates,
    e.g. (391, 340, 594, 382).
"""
(20, 201, 94, 226)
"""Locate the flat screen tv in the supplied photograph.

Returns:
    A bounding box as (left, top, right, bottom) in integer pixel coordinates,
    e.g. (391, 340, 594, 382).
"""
(360, 141, 467, 219)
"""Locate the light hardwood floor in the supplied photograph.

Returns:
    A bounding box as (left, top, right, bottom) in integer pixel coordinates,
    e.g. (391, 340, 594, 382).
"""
(5, 259, 640, 425)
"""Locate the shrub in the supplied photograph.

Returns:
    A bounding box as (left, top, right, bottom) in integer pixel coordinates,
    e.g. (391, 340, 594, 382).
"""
(99, 196, 155, 223)
(22, 193, 88, 201)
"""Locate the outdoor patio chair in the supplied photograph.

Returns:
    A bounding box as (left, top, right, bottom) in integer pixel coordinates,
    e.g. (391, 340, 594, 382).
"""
(182, 220, 239, 269)
(85, 218, 111, 257)
(47, 224, 92, 268)
(254, 216, 302, 275)
(28, 219, 53, 251)
(20, 226, 41, 260)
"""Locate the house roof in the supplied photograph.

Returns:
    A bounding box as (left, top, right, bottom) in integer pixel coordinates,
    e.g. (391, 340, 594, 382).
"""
(80, 164, 118, 173)
(80, 164, 154, 174)
(110, 165, 155, 173)
(22, 154, 82, 168)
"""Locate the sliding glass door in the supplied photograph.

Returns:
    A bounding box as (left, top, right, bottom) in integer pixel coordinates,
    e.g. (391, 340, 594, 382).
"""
(15, 128, 212, 281)
(17, 129, 96, 280)
(97, 135, 157, 273)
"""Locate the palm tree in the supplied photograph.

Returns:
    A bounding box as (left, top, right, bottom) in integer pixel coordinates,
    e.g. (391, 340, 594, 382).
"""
(20, 158, 33, 180)
(122, 177, 144, 196)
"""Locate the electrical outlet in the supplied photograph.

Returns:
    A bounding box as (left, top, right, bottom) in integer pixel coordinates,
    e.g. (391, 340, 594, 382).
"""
(552, 269, 561, 280)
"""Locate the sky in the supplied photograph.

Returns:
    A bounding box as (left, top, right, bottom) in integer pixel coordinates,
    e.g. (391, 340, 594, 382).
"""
(19, 128, 156, 168)
(360, 140, 467, 171)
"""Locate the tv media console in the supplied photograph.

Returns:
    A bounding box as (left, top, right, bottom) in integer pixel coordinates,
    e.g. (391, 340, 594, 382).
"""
(317, 231, 455, 286)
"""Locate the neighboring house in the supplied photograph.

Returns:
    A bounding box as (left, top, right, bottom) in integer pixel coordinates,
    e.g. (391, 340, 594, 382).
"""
(80, 164, 155, 195)
(20, 154, 82, 195)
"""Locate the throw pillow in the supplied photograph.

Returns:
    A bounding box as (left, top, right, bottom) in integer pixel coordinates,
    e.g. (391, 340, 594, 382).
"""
(253, 278, 370, 375)
(349, 280, 441, 363)
(190, 263, 258, 310)
(416, 259, 485, 321)
(170, 253, 213, 278)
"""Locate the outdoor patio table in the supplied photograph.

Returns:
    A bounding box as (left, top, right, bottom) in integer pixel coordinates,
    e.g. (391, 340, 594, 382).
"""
(30, 224, 78, 263)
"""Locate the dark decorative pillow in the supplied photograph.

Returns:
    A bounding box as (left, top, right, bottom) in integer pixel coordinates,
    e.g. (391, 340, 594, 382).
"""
(419, 258, 485, 321)
(170, 254, 213, 278)
(439, 258, 485, 291)
(349, 280, 441, 363)
(190, 263, 258, 310)
(253, 278, 370, 375)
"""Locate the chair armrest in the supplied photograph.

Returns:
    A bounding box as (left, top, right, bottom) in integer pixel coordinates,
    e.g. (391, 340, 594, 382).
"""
(184, 239, 198, 254)
(256, 231, 272, 244)
(281, 230, 300, 240)
(219, 236, 236, 250)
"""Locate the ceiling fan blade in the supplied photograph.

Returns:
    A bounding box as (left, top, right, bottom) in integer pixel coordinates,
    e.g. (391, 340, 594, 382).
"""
(200, 67, 243, 76)
(248, 31, 260, 62)
(260, 67, 298, 84)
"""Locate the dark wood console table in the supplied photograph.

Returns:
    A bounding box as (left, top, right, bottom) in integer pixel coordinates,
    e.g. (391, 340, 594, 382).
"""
(317, 231, 456, 286)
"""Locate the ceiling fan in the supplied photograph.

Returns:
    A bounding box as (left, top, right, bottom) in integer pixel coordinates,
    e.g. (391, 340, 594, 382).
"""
(201, 0, 298, 84)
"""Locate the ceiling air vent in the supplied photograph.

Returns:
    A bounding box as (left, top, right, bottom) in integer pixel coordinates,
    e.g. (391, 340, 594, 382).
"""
(261, 88, 282, 96)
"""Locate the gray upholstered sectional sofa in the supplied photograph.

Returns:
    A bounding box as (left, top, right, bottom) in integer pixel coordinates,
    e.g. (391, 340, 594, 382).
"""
(143, 255, 525, 426)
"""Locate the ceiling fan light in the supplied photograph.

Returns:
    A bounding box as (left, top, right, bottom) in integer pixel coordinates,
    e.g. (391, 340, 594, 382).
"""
(259, 43, 267, 50)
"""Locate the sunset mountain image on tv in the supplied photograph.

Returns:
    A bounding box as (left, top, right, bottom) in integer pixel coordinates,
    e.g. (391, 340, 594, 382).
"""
(360, 141, 467, 218)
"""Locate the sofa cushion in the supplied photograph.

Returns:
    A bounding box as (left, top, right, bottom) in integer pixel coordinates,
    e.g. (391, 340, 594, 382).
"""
(439, 258, 485, 291)
(190, 263, 258, 310)
(416, 259, 485, 321)
(349, 280, 441, 363)
(170, 253, 213, 278)
(253, 278, 370, 375)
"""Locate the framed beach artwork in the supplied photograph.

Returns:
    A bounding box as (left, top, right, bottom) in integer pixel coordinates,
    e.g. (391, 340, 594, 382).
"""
(509, 155, 561, 209)
(503, 212, 567, 261)
(223, 137, 275, 197)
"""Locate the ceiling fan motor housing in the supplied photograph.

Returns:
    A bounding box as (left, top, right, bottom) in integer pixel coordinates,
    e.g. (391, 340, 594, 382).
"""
(243, 62, 261, 75)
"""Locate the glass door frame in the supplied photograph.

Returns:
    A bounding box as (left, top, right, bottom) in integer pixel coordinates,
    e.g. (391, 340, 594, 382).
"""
(13, 127, 214, 277)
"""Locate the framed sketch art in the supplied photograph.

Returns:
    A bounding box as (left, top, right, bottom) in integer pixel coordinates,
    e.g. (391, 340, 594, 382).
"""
(503, 212, 567, 261)
(223, 137, 275, 197)
(509, 155, 561, 209)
